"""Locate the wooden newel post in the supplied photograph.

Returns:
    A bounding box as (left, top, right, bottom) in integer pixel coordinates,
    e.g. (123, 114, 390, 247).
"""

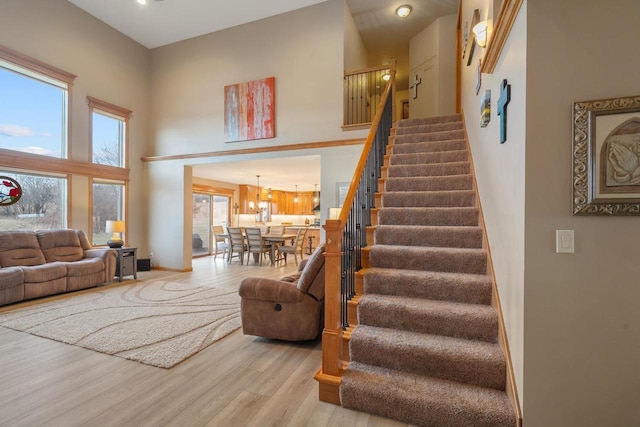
(315, 219, 344, 404)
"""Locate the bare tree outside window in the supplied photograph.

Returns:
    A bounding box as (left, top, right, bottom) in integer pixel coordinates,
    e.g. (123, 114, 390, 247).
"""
(0, 172, 66, 230)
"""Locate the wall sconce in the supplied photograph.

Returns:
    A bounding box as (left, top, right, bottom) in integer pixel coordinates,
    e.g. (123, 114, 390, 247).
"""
(473, 21, 488, 47)
(105, 220, 125, 248)
(382, 73, 391, 82)
(395, 5, 412, 18)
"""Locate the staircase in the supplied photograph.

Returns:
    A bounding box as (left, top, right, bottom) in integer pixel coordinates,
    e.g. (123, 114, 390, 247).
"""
(338, 114, 518, 427)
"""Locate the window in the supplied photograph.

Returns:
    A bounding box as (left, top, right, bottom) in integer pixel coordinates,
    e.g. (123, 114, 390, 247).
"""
(89, 97, 131, 168)
(0, 171, 67, 230)
(92, 180, 125, 245)
(0, 46, 74, 159)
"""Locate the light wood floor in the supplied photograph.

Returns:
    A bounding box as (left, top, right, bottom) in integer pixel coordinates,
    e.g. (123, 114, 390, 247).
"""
(0, 255, 410, 427)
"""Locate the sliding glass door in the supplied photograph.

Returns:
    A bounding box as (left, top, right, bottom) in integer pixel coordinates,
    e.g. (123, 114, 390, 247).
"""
(192, 192, 231, 257)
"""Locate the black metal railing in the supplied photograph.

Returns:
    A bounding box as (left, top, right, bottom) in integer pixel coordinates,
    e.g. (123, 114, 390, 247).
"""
(343, 65, 392, 126)
(339, 86, 393, 329)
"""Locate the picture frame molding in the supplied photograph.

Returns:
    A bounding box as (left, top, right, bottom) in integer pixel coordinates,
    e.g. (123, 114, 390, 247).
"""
(572, 94, 640, 215)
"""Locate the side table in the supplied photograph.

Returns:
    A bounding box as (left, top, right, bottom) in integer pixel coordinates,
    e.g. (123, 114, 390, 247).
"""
(114, 247, 137, 282)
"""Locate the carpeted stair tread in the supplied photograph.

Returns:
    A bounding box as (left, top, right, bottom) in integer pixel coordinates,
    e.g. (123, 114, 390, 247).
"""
(358, 294, 498, 342)
(384, 175, 473, 192)
(369, 245, 487, 274)
(340, 362, 516, 427)
(381, 190, 476, 207)
(374, 225, 483, 248)
(395, 129, 464, 144)
(395, 121, 463, 135)
(392, 139, 466, 154)
(397, 114, 462, 127)
(349, 325, 505, 390)
(363, 267, 492, 305)
(378, 207, 479, 226)
(387, 161, 470, 177)
(389, 150, 468, 165)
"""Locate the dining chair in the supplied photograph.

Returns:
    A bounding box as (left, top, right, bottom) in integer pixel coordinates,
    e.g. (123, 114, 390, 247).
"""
(269, 225, 284, 235)
(244, 227, 271, 266)
(277, 227, 307, 266)
(212, 225, 229, 260)
(226, 226, 246, 264)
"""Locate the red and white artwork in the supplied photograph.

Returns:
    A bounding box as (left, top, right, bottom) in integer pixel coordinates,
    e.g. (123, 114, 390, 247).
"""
(224, 77, 275, 142)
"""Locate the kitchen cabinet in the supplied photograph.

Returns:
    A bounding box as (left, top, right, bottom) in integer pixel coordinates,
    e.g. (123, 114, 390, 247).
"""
(240, 186, 317, 215)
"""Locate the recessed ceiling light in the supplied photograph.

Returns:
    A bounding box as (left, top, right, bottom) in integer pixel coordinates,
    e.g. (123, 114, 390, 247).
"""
(395, 5, 412, 18)
(137, 0, 147, 4)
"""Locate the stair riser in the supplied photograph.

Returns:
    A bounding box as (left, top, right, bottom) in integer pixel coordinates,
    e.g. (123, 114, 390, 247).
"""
(398, 114, 462, 127)
(349, 336, 506, 390)
(340, 367, 516, 427)
(358, 299, 498, 342)
(369, 248, 487, 274)
(388, 162, 470, 178)
(385, 175, 473, 192)
(395, 121, 463, 135)
(395, 130, 464, 144)
(389, 150, 468, 165)
(378, 208, 479, 227)
(382, 191, 476, 207)
(374, 226, 483, 248)
(392, 140, 466, 154)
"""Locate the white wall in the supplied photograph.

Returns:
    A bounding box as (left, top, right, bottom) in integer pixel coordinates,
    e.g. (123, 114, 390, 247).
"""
(460, 0, 526, 406)
(462, 0, 640, 425)
(409, 14, 457, 118)
(149, 0, 363, 157)
(344, 1, 368, 71)
(524, 0, 640, 425)
(0, 0, 151, 256)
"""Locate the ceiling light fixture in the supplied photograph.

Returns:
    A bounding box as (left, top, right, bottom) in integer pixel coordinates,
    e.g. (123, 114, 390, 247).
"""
(137, 0, 147, 5)
(395, 5, 412, 18)
(382, 73, 391, 82)
(294, 185, 299, 203)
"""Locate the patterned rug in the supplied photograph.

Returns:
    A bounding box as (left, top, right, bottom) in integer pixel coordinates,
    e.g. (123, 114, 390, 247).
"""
(0, 280, 241, 368)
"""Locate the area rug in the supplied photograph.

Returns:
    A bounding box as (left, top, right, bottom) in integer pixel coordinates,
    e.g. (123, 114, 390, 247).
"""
(0, 280, 241, 368)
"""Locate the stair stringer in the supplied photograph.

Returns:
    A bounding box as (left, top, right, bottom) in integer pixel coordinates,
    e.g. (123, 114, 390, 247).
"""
(461, 112, 523, 427)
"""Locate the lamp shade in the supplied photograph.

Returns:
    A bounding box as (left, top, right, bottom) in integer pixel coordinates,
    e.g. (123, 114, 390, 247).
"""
(105, 220, 125, 248)
(105, 220, 125, 233)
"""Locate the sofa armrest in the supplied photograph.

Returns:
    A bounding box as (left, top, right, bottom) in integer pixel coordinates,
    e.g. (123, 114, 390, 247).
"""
(83, 248, 117, 281)
(239, 277, 308, 303)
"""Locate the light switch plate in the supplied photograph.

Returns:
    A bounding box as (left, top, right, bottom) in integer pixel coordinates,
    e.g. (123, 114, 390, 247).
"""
(556, 230, 574, 253)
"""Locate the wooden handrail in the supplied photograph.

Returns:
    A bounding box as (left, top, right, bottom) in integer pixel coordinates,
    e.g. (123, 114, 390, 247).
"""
(344, 63, 392, 78)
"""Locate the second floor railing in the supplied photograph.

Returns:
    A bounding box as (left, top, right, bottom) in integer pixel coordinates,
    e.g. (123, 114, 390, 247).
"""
(343, 61, 396, 127)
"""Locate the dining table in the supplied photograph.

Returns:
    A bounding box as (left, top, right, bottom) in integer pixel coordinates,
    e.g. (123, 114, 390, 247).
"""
(216, 230, 297, 266)
(261, 233, 297, 266)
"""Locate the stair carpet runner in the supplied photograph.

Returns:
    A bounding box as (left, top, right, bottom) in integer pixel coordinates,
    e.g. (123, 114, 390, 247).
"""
(339, 114, 516, 427)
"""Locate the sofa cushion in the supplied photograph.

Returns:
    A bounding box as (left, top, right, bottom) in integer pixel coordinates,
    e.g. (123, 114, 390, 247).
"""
(0, 267, 24, 306)
(64, 257, 105, 277)
(0, 266, 24, 290)
(21, 262, 67, 283)
(0, 231, 46, 267)
(76, 230, 92, 250)
(297, 244, 325, 300)
(37, 229, 84, 263)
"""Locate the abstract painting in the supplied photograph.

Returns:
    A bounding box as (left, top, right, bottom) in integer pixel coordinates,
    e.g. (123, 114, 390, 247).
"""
(224, 77, 275, 142)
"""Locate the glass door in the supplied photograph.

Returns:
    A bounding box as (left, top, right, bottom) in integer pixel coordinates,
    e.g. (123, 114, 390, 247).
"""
(192, 193, 211, 257)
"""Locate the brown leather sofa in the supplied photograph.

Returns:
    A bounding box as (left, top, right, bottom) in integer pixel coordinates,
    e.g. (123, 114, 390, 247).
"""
(0, 229, 117, 306)
(239, 244, 325, 341)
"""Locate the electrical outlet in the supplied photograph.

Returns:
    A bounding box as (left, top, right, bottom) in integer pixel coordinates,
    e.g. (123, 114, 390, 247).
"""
(150, 251, 154, 258)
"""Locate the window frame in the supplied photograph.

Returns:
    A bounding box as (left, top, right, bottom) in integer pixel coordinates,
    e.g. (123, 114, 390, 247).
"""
(0, 44, 75, 159)
(88, 96, 132, 169)
(0, 167, 70, 230)
(90, 178, 128, 247)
